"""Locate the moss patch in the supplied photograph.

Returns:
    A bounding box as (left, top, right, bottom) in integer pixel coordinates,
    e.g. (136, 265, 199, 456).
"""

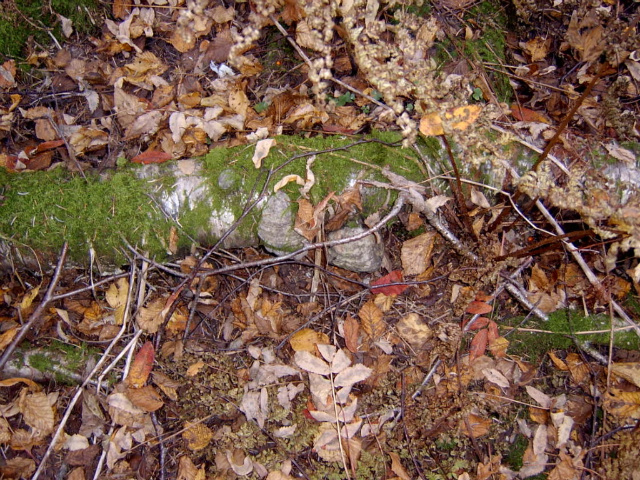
(0, 0, 101, 59)
(504, 308, 639, 359)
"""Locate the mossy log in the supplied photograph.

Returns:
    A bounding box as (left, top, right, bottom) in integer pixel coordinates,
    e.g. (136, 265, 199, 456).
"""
(4, 132, 481, 269)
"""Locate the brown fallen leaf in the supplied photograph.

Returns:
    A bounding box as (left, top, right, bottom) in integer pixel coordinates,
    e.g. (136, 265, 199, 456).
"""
(358, 300, 385, 341)
(126, 341, 155, 388)
(125, 385, 164, 412)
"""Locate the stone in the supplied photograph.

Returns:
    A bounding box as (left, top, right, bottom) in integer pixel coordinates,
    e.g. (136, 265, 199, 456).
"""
(258, 191, 308, 256)
(327, 226, 383, 272)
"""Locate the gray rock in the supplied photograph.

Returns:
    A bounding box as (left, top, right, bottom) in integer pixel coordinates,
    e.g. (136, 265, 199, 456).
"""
(258, 191, 308, 255)
(327, 226, 383, 272)
(217, 169, 238, 190)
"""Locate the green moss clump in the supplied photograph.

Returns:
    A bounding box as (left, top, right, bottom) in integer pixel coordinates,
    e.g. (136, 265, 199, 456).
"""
(24, 341, 97, 385)
(504, 434, 528, 470)
(0, 167, 168, 265)
(504, 308, 639, 359)
(0, 0, 100, 59)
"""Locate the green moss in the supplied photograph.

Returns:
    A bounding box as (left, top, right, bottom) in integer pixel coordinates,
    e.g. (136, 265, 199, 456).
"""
(0, 0, 101, 59)
(504, 433, 528, 470)
(23, 341, 97, 384)
(1, 133, 431, 265)
(0, 167, 168, 265)
(504, 308, 639, 359)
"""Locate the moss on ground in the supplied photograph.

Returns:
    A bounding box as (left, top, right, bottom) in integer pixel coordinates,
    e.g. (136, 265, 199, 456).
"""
(0, 0, 101, 59)
(504, 308, 639, 360)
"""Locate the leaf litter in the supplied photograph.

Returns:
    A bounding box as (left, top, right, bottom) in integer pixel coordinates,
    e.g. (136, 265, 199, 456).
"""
(0, 0, 639, 478)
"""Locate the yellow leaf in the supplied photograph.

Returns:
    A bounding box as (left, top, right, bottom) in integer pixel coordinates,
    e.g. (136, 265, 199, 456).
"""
(419, 105, 482, 136)
(182, 422, 214, 451)
(446, 105, 482, 131)
(20, 286, 40, 316)
(419, 112, 444, 136)
(289, 328, 329, 352)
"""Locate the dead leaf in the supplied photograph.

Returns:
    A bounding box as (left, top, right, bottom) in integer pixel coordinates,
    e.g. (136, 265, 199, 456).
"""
(136, 297, 167, 333)
(565, 10, 605, 63)
(177, 455, 202, 480)
(370, 270, 408, 296)
(401, 231, 437, 276)
(343, 315, 360, 353)
(488, 336, 509, 358)
(466, 300, 492, 315)
(125, 385, 164, 412)
(183, 422, 214, 451)
(389, 452, 411, 480)
(358, 300, 385, 341)
(610, 362, 640, 388)
(274, 174, 305, 192)
(510, 105, 551, 124)
(396, 313, 432, 350)
(522, 37, 552, 62)
(18, 390, 55, 434)
(126, 341, 155, 388)
(419, 105, 482, 136)
(603, 388, 640, 419)
(252, 138, 276, 168)
(469, 329, 488, 360)
(461, 412, 491, 438)
(289, 329, 329, 352)
(0, 457, 36, 479)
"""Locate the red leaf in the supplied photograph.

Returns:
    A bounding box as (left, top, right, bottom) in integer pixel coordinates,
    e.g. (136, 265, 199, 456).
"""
(469, 329, 488, 360)
(487, 320, 499, 343)
(464, 316, 490, 331)
(126, 341, 155, 388)
(131, 150, 172, 164)
(465, 301, 492, 315)
(370, 270, 408, 296)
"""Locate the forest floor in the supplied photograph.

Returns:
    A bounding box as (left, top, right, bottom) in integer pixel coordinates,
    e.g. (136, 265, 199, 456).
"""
(0, 0, 640, 479)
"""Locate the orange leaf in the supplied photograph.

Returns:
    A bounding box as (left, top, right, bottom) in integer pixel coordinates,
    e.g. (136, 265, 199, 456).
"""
(419, 112, 444, 136)
(487, 320, 499, 343)
(510, 105, 551, 124)
(126, 341, 155, 388)
(469, 329, 488, 360)
(131, 150, 172, 164)
(343, 314, 360, 353)
(464, 316, 490, 330)
(371, 270, 408, 296)
(33, 139, 65, 154)
(466, 300, 492, 315)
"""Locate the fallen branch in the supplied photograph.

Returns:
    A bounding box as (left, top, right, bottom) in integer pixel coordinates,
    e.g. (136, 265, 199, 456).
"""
(0, 242, 68, 372)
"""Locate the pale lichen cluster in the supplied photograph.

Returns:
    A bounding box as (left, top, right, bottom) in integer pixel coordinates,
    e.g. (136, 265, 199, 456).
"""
(228, 0, 477, 145)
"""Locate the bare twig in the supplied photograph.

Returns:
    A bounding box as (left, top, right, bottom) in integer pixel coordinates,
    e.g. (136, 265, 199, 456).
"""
(32, 266, 138, 480)
(0, 242, 68, 372)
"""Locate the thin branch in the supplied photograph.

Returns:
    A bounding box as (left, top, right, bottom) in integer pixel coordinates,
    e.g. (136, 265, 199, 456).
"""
(32, 266, 138, 480)
(0, 242, 68, 372)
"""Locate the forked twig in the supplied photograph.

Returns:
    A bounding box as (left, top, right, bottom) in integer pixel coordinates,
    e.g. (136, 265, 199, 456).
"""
(0, 242, 68, 372)
(31, 266, 138, 480)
